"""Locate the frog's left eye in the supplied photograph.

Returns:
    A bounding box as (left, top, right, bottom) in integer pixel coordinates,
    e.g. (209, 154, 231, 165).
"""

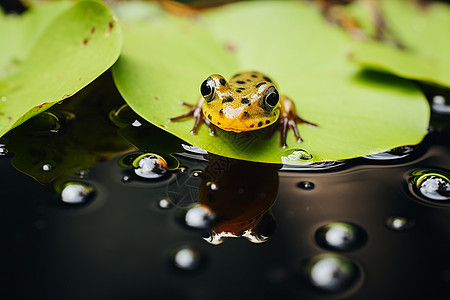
(262, 86, 279, 111)
(200, 77, 215, 102)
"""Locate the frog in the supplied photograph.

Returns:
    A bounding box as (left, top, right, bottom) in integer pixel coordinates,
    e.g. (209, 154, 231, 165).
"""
(169, 71, 317, 147)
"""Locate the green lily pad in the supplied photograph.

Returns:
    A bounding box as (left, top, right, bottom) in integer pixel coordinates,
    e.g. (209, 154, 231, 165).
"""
(350, 0, 450, 88)
(112, 1, 429, 164)
(0, 0, 122, 138)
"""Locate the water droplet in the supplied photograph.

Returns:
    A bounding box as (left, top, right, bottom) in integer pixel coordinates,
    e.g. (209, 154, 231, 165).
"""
(1, 96, 7, 102)
(122, 175, 131, 182)
(134, 154, 167, 179)
(304, 254, 361, 293)
(158, 198, 174, 209)
(206, 182, 219, 191)
(385, 216, 415, 231)
(432, 95, 450, 114)
(192, 170, 203, 178)
(131, 119, 142, 127)
(411, 170, 450, 204)
(41, 163, 53, 172)
(182, 144, 208, 155)
(0, 144, 8, 156)
(281, 149, 312, 164)
(297, 181, 315, 190)
(177, 204, 216, 230)
(178, 166, 187, 173)
(75, 169, 89, 178)
(315, 222, 367, 251)
(363, 146, 415, 160)
(171, 245, 206, 271)
(60, 182, 94, 204)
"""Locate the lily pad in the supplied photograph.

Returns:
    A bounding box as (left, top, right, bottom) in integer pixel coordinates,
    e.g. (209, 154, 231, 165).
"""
(350, 0, 450, 88)
(0, 0, 122, 138)
(112, 1, 429, 164)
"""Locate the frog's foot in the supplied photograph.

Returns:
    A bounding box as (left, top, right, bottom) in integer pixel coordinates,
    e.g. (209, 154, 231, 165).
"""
(278, 113, 317, 148)
(168, 101, 216, 136)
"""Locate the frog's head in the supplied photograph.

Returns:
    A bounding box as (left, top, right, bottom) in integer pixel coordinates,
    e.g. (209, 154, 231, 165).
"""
(200, 73, 281, 133)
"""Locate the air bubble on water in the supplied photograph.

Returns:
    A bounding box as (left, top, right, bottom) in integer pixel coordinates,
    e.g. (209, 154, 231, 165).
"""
(432, 95, 450, 114)
(180, 204, 216, 230)
(385, 216, 415, 231)
(171, 245, 206, 271)
(191, 170, 203, 178)
(315, 222, 367, 251)
(363, 146, 415, 160)
(75, 169, 89, 178)
(60, 182, 94, 204)
(41, 163, 53, 172)
(297, 181, 315, 190)
(411, 170, 450, 203)
(122, 175, 131, 182)
(181, 144, 208, 154)
(134, 155, 167, 179)
(158, 198, 174, 209)
(0, 144, 8, 156)
(281, 149, 313, 164)
(206, 182, 219, 191)
(304, 254, 361, 293)
(131, 119, 142, 127)
(178, 166, 187, 173)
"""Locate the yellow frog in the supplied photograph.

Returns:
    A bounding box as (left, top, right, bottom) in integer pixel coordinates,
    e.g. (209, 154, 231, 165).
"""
(169, 72, 316, 147)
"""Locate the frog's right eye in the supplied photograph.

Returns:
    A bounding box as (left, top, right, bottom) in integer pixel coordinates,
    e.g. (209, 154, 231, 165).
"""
(200, 77, 215, 102)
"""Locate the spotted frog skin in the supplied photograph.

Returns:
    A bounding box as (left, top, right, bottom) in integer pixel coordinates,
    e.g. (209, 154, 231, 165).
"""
(169, 72, 316, 147)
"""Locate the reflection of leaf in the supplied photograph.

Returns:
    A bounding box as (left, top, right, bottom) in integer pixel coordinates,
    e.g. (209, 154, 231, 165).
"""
(112, 1, 429, 163)
(0, 0, 122, 137)
(350, 0, 450, 87)
(2, 74, 135, 184)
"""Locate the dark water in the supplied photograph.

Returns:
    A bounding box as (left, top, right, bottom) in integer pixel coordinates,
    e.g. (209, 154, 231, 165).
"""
(2, 120, 450, 300)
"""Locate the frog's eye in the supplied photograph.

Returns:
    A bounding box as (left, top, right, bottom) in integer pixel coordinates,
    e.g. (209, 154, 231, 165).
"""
(262, 86, 279, 111)
(200, 77, 215, 102)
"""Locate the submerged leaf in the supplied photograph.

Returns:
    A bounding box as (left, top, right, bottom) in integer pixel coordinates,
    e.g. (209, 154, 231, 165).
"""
(112, 1, 429, 164)
(2, 74, 135, 184)
(350, 0, 450, 87)
(0, 0, 122, 137)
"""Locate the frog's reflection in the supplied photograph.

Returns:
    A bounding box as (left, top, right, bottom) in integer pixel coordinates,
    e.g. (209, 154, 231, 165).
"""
(179, 154, 281, 245)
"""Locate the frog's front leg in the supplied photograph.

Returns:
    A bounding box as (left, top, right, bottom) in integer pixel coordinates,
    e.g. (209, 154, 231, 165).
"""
(278, 96, 317, 148)
(168, 97, 216, 136)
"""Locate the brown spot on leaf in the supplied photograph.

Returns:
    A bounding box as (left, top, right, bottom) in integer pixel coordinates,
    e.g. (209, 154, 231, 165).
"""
(154, 96, 159, 101)
(105, 21, 114, 37)
(82, 37, 89, 47)
(91, 27, 96, 34)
